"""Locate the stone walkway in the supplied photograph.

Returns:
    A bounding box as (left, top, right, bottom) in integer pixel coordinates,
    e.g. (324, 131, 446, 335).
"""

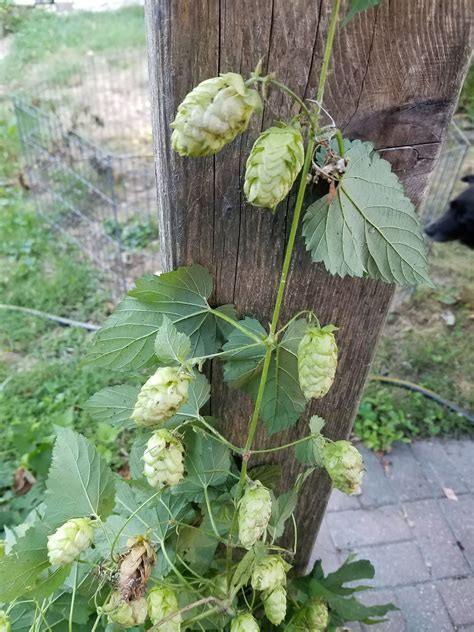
(312, 439, 474, 631)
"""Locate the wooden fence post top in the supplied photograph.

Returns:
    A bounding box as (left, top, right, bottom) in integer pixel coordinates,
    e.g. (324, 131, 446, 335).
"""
(145, 0, 472, 568)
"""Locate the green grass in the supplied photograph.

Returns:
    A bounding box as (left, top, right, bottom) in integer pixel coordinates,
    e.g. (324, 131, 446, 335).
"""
(458, 62, 474, 122)
(355, 241, 474, 452)
(0, 6, 146, 86)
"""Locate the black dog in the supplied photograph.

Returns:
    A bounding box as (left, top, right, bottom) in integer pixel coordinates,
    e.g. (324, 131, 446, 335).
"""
(424, 175, 474, 248)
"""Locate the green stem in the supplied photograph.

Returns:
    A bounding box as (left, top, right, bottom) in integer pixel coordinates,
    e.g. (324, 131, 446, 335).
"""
(316, 0, 342, 107)
(191, 341, 264, 365)
(68, 563, 78, 632)
(334, 128, 345, 157)
(210, 308, 265, 344)
(204, 487, 221, 538)
(251, 434, 314, 454)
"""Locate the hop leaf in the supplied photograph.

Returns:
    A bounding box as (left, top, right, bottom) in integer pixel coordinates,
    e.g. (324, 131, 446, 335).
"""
(143, 429, 185, 489)
(231, 612, 260, 632)
(47, 517, 95, 566)
(132, 367, 191, 427)
(251, 555, 290, 591)
(244, 124, 304, 210)
(302, 139, 431, 286)
(263, 585, 287, 625)
(298, 325, 337, 400)
(323, 440, 364, 495)
(101, 592, 148, 628)
(0, 611, 11, 632)
(172, 72, 261, 157)
(238, 481, 272, 549)
(147, 584, 182, 630)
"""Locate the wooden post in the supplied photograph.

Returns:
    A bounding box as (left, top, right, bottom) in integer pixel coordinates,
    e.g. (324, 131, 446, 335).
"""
(144, 0, 472, 570)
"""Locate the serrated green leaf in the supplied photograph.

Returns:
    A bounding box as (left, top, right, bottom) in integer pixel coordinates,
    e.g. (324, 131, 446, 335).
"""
(307, 555, 397, 627)
(8, 603, 35, 632)
(244, 319, 307, 434)
(44, 428, 115, 527)
(222, 318, 267, 386)
(83, 384, 140, 429)
(175, 431, 231, 501)
(295, 416, 326, 466)
(177, 525, 219, 574)
(87, 265, 227, 370)
(154, 315, 192, 365)
(114, 479, 192, 541)
(303, 140, 432, 286)
(22, 564, 71, 600)
(342, 0, 383, 26)
(0, 525, 49, 602)
(201, 493, 234, 537)
(268, 469, 314, 540)
(166, 371, 211, 425)
(231, 548, 257, 592)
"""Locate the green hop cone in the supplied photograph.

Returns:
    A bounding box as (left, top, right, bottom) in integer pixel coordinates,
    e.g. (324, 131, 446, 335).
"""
(231, 612, 260, 632)
(172, 72, 261, 157)
(251, 555, 291, 591)
(244, 124, 304, 211)
(323, 440, 364, 495)
(263, 585, 287, 625)
(101, 592, 148, 628)
(132, 367, 191, 427)
(298, 325, 338, 400)
(305, 598, 329, 631)
(0, 611, 11, 632)
(238, 481, 272, 549)
(47, 517, 95, 566)
(147, 584, 182, 631)
(143, 429, 185, 489)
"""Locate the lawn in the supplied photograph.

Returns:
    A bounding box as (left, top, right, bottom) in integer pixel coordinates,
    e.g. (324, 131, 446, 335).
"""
(0, 4, 472, 534)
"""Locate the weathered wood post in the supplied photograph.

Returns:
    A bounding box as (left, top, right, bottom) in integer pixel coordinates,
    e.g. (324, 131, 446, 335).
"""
(144, 0, 471, 570)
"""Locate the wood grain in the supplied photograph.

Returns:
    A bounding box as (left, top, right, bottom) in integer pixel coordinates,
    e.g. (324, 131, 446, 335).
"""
(145, 0, 472, 570)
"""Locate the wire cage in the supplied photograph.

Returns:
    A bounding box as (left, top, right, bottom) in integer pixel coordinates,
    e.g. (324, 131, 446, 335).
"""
(12, 49, 159, 299)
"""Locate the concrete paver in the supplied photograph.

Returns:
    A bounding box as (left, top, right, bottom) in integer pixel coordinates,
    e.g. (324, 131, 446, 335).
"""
(312, 439, 474, 631)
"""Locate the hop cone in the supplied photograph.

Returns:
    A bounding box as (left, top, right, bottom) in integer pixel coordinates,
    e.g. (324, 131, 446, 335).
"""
(147, 585, 182, 630)
(231, 613, 260, 632)
(0, 611, 11, 632)
(238, 481, 272, 549)
(263, 585, 287, 625)
(323, 440, 364, 495)
(244, 124, 304, 210)
(298, 325, 337, 400)
(132, 367, 191, 427)
(305, 598, 329, 630)
(47, 517, 94, 566)
(172, 72, 261, 157)
(101, 592, 148, 628)
(251, 555, 290, 591)
(143, 429, 185, 489)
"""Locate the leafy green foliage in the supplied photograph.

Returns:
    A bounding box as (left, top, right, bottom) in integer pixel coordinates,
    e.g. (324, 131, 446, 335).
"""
(87, 265, 232, 369)
(44, 428, 115, 527)
(0, 525, 50, 602)
(342, 0, 384, 26)
(268, 470, 314, 539)
(295, 416, 326, 466)
(305, 557, 397, 627)
(224, 318, 307, 433)
(303, 140, 431, 286)
(82, 384, 141, 429)
(222, 318, 267, 386)
(246, 319, 307, 433)
(176, 431, 231, 502)
(154, 315, 192, 366)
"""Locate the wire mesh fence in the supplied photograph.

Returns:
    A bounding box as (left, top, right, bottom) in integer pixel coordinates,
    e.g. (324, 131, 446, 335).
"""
(12, 49, 159, 299)
(420, 122, 471, 225)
